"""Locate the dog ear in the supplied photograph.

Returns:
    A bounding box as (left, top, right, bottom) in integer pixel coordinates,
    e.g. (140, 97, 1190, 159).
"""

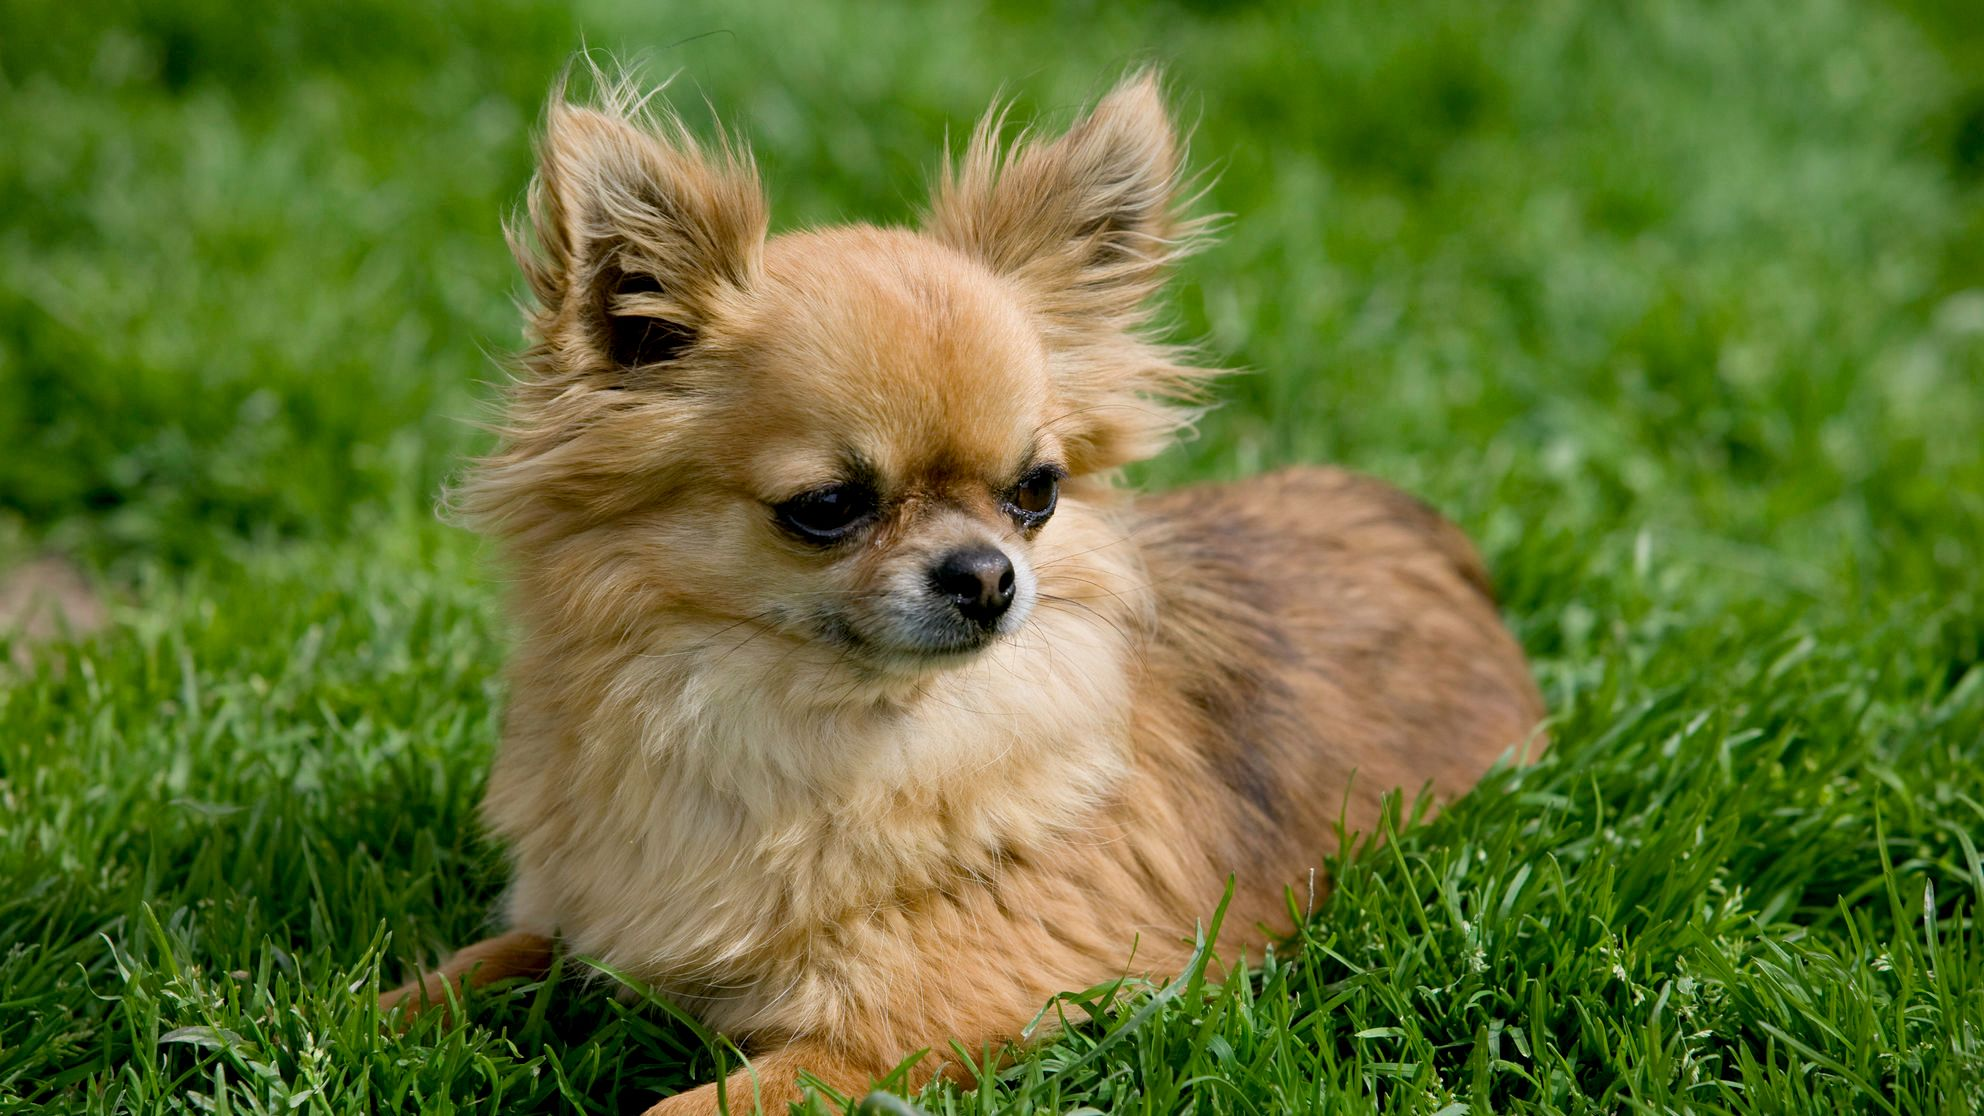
(927, 71, 1215, 473)
(927, 70, 1195, 328)
(514, 85, 767, 375)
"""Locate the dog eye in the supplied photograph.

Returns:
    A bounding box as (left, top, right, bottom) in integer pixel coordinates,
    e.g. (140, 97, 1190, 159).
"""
(775, 483, 878, 543)
(1005, 465, 1063, 526)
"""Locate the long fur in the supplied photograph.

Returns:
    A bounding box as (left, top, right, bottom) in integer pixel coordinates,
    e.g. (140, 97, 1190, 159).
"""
(395, 67, 1545, 1115)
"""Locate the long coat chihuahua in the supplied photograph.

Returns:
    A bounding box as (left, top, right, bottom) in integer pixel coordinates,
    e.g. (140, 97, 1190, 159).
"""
(383, 70, 1544, 1114)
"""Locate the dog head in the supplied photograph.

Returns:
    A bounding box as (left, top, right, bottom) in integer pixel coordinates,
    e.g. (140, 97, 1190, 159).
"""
(468, 71, 1210, 692)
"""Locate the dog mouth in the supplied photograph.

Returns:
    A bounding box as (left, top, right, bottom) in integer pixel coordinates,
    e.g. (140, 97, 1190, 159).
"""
(815, 609, 1003, 667)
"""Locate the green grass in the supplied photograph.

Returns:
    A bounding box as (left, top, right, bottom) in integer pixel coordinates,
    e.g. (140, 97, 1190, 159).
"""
(4, 0, 1983, 1111)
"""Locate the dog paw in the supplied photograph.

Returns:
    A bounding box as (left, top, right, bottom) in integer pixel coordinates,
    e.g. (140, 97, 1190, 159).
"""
(640, 1082, 730, 1116)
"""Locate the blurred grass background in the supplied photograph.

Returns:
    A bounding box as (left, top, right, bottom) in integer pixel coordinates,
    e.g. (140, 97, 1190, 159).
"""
(2, 1, 1982, 1112)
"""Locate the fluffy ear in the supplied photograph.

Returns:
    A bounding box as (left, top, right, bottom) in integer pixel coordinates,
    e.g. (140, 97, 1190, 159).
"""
(927, 70, 1198, 326)
(514, 83, 767, 376)
(928, 72, 1216, 473)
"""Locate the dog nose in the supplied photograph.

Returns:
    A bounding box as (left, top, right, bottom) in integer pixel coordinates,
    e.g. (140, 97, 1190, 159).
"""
(930, 545, 1016, 630)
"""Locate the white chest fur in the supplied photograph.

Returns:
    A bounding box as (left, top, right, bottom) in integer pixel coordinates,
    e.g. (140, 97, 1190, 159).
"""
(484, 593, 1137, 1034)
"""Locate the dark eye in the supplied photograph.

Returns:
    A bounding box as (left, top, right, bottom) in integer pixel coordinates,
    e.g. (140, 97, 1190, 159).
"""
(1005, 465, 1063, 527)
(775, 483, 878, 543)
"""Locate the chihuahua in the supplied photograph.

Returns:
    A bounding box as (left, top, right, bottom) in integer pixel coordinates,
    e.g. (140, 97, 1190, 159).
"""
(382, 70, 1544, 1114)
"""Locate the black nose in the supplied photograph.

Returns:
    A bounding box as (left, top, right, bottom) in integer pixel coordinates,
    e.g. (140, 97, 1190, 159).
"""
(930, 545, 1016, 630)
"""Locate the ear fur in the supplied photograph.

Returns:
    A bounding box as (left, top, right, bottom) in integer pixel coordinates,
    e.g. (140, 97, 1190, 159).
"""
(927, 70, 1203, 328)
(928, 71, 1219, 472)
(512, 74, 768, 377)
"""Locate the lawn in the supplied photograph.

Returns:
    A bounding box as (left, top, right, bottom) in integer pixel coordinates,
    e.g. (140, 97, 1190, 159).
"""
(3, 0, 1982, 1112)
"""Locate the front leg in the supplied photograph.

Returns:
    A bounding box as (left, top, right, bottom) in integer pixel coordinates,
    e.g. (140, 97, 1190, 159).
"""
(379, 929, 556, 1025)
(643, 1039, 890, 1116)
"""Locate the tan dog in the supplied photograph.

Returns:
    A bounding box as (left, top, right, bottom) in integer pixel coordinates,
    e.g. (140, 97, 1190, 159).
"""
(383, 70, 1543, 1114)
